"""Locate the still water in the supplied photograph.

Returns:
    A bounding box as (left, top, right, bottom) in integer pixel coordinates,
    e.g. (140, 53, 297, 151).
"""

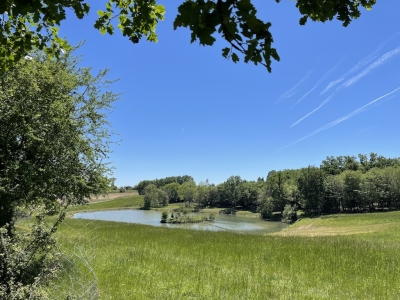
(73, 210, 288, 234)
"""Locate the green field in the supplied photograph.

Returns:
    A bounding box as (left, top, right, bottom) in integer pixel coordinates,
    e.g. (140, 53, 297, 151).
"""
(52, 198, 400, 299)
(68, 195, 144, 213)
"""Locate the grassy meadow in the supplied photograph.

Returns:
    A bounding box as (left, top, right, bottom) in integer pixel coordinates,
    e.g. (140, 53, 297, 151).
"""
(52, 197, 400, 299)
(67, 195, 144, 213)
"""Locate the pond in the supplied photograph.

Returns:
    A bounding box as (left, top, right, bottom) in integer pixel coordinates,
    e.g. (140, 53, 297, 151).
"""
(73, 209, 288, 234)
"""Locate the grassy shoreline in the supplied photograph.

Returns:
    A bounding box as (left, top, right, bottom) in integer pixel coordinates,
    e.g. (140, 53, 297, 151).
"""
(52, 197, 400, 299)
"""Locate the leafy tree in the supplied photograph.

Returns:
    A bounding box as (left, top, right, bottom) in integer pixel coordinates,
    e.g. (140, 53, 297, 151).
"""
(373, 168, 398, 209)
(196, 181, 210, 208)
(341, 170, 362, 211)
(321, 156, 344, 175)
(323, 175, 344, 213)
(163, 182, 181, 203)
(1, 0, 377, 71)
(267, 170, 276, 179)
(360, 169, 382, 210)
(266, 171, 289, 214)
(297, 166, 325, 214)
(358, 153, 370, 173)
(136, 175, 194, 195)
(143, 184, 168, 209)
(282, 204, 298, 224)
(0, 51, 116, 298)
(389, 167, 400, 209)
(143, 184, 157, 209)
(161, 210, 169, 223)
(257, 187, 273, 219)
(223, 176, 243, 211)
(239, 181, 259, 210)
(359, 167, 400, 210)
(136, 180, 151, 195)
(320, 155, 359, 174)
(178, 181, 197, 207)
(207, 185, 220, 207)
(321, 153, 400, 175)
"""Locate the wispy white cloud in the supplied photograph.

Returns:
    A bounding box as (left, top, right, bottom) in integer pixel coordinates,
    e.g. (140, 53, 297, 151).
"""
(290, 85, 318, 108)
(321, 32, 400, 95)
(290, 95, 333, 128)
(320, 78, 345, 95)
(320, 53, 383, 95)
(320, 55, 376, 94)
(278, 71, 312, 102)
(340, 46, 400, 88)
(291, 61, 340, 109)
(278, 86, 400, 151)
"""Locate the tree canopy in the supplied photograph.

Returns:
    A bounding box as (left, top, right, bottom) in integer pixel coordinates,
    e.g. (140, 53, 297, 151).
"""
(0, 51, 117, 298)
(137, 152, 400, 220)
(0, 51, 116, 228)
(0, 0, 377, 71)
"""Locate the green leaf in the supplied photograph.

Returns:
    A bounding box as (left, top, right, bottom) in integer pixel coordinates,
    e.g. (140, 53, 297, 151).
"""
(199, 34, 215, 46)
(222, 47, 230, 58)
(299, 16, 308, 26)
(231, 53, 239, 63)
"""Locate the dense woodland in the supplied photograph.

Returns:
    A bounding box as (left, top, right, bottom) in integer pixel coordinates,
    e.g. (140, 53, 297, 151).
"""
(135, 153, 400, 221)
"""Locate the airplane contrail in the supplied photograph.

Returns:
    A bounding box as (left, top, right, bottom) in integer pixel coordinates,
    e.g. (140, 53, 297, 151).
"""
(321, 32, 400, 94)
(290, 95, 333, 128)
(278, 86, 400, 151)
(278, 71, 312, 102)
(340, 46, 400, 88)
(290, 60, 341, 109)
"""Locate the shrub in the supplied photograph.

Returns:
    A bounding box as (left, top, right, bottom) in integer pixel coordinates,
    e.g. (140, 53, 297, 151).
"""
(282, 204, 298, 224)
(161, 211, 169, 223)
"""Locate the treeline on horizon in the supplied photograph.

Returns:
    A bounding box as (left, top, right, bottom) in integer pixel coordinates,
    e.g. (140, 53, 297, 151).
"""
(134, 153, 400, 221)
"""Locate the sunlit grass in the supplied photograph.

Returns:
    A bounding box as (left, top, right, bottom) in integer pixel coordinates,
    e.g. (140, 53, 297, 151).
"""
(67, 195, 144, 214)
(275, 211, 400, 243)
(53, 210, 400, 299)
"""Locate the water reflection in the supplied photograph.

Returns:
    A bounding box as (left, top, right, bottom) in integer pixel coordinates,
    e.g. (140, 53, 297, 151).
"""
(73, 209, 288, 234)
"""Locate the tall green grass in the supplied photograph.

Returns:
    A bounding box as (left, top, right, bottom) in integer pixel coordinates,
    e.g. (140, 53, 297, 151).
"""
(54, 210, 400, 299)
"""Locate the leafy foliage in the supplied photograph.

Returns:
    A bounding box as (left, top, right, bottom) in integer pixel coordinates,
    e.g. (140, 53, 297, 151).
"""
(0, 0, 165, 71)
(143, 184, 168, 209)
(0, 51, 117, 297)
(178, 181, 198, 207)
(0, 0, 377, 71)
(136, 175, 194, 195)
(174, 0, 280, 71)
(140, 153, 400, 220)
(289, 0, 377, 26)
(0, 215, 64, 299)
(282, 204, 298, 224)
(297, 167, 326, 214)
(0, 51, 115, 228)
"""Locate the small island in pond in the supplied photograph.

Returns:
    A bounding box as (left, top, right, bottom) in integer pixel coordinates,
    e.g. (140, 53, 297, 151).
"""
(161, 209, 215, 224)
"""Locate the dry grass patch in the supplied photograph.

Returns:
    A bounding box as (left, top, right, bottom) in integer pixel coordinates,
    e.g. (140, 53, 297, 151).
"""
(271, 211, 400, 237)
(86, 190, 139, 203)
(273, 224, 377, 237)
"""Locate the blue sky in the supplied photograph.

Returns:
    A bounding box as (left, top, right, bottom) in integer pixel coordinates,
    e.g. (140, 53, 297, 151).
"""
(59, 1, 400, 187)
